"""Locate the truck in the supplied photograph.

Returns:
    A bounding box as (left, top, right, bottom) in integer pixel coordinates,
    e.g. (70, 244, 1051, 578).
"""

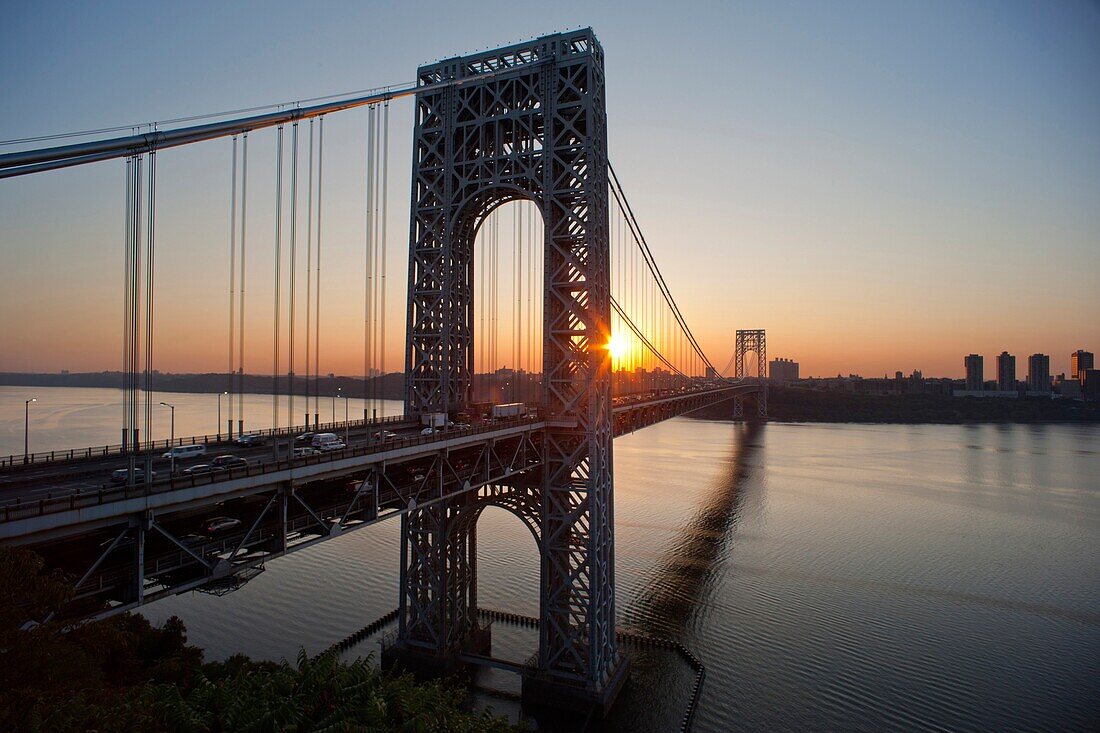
(311, 433, 346, 452)
(420, 412, 447, 428)
(490, 402, 527, 419)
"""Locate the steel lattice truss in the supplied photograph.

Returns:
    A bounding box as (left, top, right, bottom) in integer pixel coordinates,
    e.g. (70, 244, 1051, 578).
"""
(47, 430, 543, 619)
(733, 329, 768, 418)
(401, 29, 620, 695)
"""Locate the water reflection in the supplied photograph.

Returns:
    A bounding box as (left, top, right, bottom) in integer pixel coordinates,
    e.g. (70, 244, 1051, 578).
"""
(621, 421, 763, 640)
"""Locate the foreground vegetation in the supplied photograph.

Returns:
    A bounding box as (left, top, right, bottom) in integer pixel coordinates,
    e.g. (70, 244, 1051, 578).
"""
(1, 546, 515, 732)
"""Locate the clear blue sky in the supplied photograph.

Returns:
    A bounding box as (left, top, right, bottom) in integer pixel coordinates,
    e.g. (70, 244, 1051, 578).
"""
(1, 0, 1098, 378)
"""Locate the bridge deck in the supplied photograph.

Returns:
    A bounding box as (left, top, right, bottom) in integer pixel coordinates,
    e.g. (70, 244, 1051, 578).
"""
(1, 384, 759, 543)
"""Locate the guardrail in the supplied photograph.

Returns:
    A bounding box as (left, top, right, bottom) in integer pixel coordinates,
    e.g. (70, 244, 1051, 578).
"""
(0, 413, 413, 470)
(1, 384, 744, 471)
(0, 386, 746, 526)
(1, 415, 542, 524)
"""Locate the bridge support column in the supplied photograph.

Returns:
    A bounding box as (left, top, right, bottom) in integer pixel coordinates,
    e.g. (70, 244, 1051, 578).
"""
(733, 329, 768, 420)
(395, 29, 625, 716)
(385, 496, 490, 675)
(134, 514, 148, 604)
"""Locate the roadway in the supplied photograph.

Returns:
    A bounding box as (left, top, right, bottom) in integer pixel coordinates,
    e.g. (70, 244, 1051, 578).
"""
(0, 417, 423, 503)
(0, 384, 757, 538)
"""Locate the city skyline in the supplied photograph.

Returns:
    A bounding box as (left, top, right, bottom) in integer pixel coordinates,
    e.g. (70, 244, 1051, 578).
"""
(2, 1, 1098, 380)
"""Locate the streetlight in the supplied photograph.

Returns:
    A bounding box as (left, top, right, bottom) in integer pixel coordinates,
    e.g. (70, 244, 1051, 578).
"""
(160, 402, 175, 474)
(333, 386, 340, 424)
(343, 394, 350, 445)
(217, 391, 228, 441)
(23, 397, 36, 465)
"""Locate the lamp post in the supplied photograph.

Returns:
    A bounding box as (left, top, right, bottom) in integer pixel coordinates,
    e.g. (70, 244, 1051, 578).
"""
(333, 386, 339, 424)
(343, 394, 350, 445)
(217, 391, 227, 441)
(23, 397, 36, 465)
(160, 402, 175, 474)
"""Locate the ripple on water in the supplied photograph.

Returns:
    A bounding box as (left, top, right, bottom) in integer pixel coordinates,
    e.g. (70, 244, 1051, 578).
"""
(142, 419, 1100, 732)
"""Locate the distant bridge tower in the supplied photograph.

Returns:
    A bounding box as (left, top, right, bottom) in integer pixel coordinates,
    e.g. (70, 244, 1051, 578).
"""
(733, 329, 767, 418)
(391, 29, 625, 710)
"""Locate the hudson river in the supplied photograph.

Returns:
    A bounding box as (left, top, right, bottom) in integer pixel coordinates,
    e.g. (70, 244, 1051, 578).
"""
(3, 386, 1098, 731)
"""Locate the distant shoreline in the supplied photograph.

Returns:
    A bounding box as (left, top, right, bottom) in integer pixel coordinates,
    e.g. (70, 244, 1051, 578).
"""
(5, 374, 1098, 425)
(688, 386, 1100, 424)
(0, 371, 406, 401)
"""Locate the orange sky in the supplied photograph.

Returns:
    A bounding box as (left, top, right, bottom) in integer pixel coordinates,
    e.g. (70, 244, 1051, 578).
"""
(2, 4, 1098, 380)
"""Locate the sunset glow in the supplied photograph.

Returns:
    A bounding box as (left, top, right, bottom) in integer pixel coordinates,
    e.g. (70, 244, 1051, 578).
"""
(608, 333, 630, 365)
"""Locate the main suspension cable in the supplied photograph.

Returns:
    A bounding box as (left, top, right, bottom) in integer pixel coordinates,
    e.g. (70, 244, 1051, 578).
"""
(608, 162, 720, 376)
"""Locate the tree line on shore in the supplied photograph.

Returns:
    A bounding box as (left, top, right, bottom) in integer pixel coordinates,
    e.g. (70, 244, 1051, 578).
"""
(1, 546, 517, 732)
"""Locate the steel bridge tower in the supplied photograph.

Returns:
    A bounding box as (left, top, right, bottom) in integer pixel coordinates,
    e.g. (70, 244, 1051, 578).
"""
(389, 29, 625, 710)
(733, 329, 768, 419)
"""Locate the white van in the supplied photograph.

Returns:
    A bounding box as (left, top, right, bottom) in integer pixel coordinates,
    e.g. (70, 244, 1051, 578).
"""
(311, 433, 346, 452)
(162, 444, 207, 460)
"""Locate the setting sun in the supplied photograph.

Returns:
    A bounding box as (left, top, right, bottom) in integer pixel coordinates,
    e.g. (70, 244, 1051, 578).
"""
(607, 333, 630, 363)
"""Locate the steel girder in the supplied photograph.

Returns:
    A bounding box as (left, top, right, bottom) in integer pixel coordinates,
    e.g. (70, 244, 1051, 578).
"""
(400, 29, 619, 693)
(398, 433, 542, 654)
(40, 433, 539, 623)
(733, 329, 768, 419)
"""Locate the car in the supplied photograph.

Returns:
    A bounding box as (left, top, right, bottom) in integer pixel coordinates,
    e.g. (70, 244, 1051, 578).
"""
(235, 433, 267, 447)
(372, 430, 399, 442)
(204, 516, 241, 535)
(110, 467, 156, 484)
(183, 464, 221, 476)
(295, 432, 317, 444)
(311, 433, 346, 451)
(211, 454, 248, 468)
(162, 444, 207, 460)
(292, 446, 319, 457)
(420, 427, 437, 436)
(179, 533, 212, 556)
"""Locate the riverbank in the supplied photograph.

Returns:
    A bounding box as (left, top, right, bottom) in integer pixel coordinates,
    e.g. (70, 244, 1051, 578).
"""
(0, 371, 406, 400)
(688, 385, 1100, 423)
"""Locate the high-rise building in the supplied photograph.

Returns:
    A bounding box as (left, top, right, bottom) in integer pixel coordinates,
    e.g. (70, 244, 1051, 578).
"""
(1027, 354, 1050, 392)
(768, 358, 799, 382)
(1071, 350, 1094, 381)
(997, 351, 1016, 392)
(1083, 369, 1100, 401)
(965, 354, 983, 391)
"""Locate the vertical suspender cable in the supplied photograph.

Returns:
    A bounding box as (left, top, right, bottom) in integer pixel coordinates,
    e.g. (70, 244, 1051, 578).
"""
(380, 101, 389, 416)
(371, 107, 380, 411)
(128, 155, 142, 462)
(132, 155, 142, 451)
(238, 132, 248, 435)
(477, 214, 484, 397)
(304, 121, 313, 427)
(314, 117, 324, 427)
(273, 125, 283, 432)
(364, 105, 376, 420)
(228, 136, 237, 438)
(514, 204, 521, 402)
(527, 200, 533, 388)
(371, 105, 383, 413)
(288, 121, 298, 433)
(489, 212, 495, 382)
(144, 149, 156, 460)
(122, 158, 132, 450)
